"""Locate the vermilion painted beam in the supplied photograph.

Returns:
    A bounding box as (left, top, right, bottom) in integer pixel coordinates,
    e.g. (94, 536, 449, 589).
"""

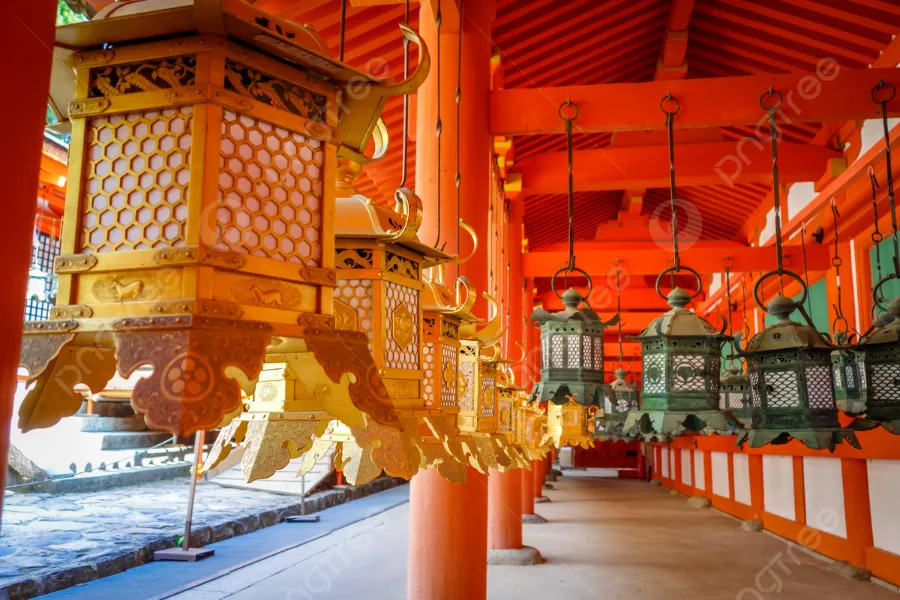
(524, 244, 831, 277)
(490, 68, 900, 136)
(535, 287, 691, 312)
(655, 0, 694, 80)
(513, 143, 840, 194)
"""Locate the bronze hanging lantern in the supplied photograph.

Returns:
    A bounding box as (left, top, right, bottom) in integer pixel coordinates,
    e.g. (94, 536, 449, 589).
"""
(624, 94, 739, 440)
(736, 88, 858, 451)
(718, 260, 752, 426)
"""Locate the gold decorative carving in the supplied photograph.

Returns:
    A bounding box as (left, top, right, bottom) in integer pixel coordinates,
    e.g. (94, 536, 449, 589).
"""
(166, 88, 205, 104)
(211, 88, 253, 112)
(202, 418, 244, 472)
(297, 313, 335, 329)
(303, 328, 399, 428)
(150, 299, 193, 315)
(197, 300, 244, 319)
(334, 300, 357, 332)
(298, 437, 336, 477)
(239, 419, 323, 482)
(93, 276, 164, 303)
(18, 346, 117, 433)
(457, 373, 468, 402)
(299, 266, 337, 286)
(304, 120, 336, 142)
(441, 320, 459, 340)
(68, 98, 111, 117)
(223, 59, 326, 119)
(19, 331, 76, 379)
(349, 422, 420, 480)
(153, 247, 198, 265)
(384, 252, 420, 280)
(257, 382, 279, 403)
(420, 443, 467, 484)
(89, 56, 197, 98)
(390, 303, 414, 350)
(232, 279, 306, 311)
(113, 316, 271, 436)
(49, 305, 93, 319)
(385, 379, 416, 399)
(336, 248, 374, 269)
(73, 49, 115, 67)
(339, 439, 384, 486)
(199, 247, 247, 270)
(442, 363, 456, 388)
(55, 253, 97, 273)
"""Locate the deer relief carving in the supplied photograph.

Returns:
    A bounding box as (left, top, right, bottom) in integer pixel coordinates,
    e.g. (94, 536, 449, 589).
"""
(113, 280, 144, 301)
(249, 284, 283, 308)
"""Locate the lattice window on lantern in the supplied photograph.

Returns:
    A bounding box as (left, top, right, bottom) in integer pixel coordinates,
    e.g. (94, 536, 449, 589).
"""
(423, 342, 435, 404)
(582, 336, 592, 370)
(869, 363, 900, 405)
(216, 110, 323, 265)
(459, 360, 475, 410)
(440, 342, 458, 407)
(844, 365, 856, 389)
(719, 391, 727, 410)
(25, 231, 60, 321)
(335, 279, 374, 342)
(729, 391, 744, 410)
(551, 335, 564, 368)
(764, 370, 801, 408)
(593, 337, 603, 370)
(81, 108, 192, 253)
(833, 364, 844, 389)
(480, 375, 495, 417)
(750, 371, 761, 407)
(643, 353, 666, 394)
(541, 335, 549, 370)
(566, 335, 581, 368)
(671, 355, 707, 391)
(805, 365, 834, 409)
(498, 400, 512, 432)
(384, 282, 420, 370)
(616, 399, 628, 412)
(859, 360, 867, 390)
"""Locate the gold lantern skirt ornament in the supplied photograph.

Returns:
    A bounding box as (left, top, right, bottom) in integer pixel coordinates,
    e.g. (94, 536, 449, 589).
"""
(496, 350, 535, 469)
(21, 1, 429, 447)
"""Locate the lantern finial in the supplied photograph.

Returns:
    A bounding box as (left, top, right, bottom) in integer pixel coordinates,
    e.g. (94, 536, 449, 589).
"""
(767, 293, 796, 322)
(666, 287, 691, 309)
(562, 287, 583, 310)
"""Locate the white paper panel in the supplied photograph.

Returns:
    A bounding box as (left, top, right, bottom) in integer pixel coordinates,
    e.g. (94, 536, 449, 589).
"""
(763, 455, 795, 521)
(869, 459, 900, 555)
(711, 452, 729, 498)
(803, 457, 846, 538)
(694, 451, 706, 491)
(681, 450, 692, 486)
(733, 453, 751, 506)
(661, 447, 669, 478)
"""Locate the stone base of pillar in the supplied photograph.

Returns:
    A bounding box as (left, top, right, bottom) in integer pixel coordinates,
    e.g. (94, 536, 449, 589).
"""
(522, 513, 548, 524)
(543, 483, 554, 490)
(487, 546, 544, 566)
(548, 469, 562, 476)
(535, 496, 551, 504)
(650, 480, 662, 487)
(742, 519, 763, 532)
(686, 496, 711, 509)
(830, 562, 871, 581)
(545, 472, 558, 482)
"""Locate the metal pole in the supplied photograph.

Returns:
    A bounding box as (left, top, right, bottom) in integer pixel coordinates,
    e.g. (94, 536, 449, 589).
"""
(182, 430, 203, 551)
(300, 471, 307, 516)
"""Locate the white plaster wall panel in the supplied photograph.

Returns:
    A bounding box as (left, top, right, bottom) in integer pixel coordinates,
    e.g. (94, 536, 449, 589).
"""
(868, 459, 900, 556)
(733, 453, 752, 506)
(711, 452, 729, 498)
(661, 447, 669, 478)
(669, 446, 675, 479)
(763, 455, 795, 521)
(803, 457, 846, 538)
(681, 450, 692, 486)
(694, 451, 706, 491)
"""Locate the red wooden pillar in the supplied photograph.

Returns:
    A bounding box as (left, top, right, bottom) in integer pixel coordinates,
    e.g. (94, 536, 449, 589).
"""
(842, 458, 874, 569)
(749, 454, 765, 522)
(0, 1, 57, 520)
(521, 466, 535, 515)
(533, 458, 545, 498)
(408, 0, 495, 596)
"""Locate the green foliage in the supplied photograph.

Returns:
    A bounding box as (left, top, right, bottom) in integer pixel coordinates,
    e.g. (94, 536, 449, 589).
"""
(57, 0, 88, 25)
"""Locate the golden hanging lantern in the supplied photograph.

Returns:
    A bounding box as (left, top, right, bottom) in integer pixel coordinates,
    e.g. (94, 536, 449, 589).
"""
(496, 360, 535, 468)
(544, 398, 598, 449)
(22, 1, 429, 439)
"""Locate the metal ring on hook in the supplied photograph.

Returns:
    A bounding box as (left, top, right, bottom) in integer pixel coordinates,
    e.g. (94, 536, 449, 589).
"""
(759, 87, 784, 111)
(873, 273, 898, 312)
(752, 269, 808, 311)
(872, 79, 897, 104)
(721, 256, 734, 270)
(782, 254, 794, 268)
(660, 92, 680, 115)
(551, 265, 592, 300)
(558, 99, 579, 121)
(832, 256, 844, 268)
(611, 258, 625, 271)
(654, 265, 703, 301)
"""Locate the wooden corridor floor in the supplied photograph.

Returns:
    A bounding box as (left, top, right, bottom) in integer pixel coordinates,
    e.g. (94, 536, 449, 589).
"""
(172, 475, 898, 600)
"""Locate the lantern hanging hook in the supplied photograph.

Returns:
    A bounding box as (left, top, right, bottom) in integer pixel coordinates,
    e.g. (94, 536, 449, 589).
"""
(871, 79, 900, 311)
(829, 198, 854, 340)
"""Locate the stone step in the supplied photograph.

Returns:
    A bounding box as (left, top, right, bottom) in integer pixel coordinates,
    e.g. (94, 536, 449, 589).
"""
(76, 398, 137, 418)
(75, 415, 147, 433)
(99, 432, 173, 451)
(43, 462, 194, 494)
(211, 449, 336, 497)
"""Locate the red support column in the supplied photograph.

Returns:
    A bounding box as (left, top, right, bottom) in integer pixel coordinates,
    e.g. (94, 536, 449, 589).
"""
(407, 0, 496, 595)
(533, 459, 545, 498)
(521, 466, 536, 516)
(488, 468, 522, 549)
(749, 454, 765, 523)
(841, 458, 874, 570)
(0, 1, 57, 519)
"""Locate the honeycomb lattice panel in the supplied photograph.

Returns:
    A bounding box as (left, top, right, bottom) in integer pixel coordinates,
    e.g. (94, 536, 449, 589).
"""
(423, 341, 435, 404)
(459, 360, 475, 410)
(441, 342, 458, 408)
(384, 282, 420, 370)
(81, 108, 192, 252)
(481, 375, 495, 417)
(217, 110, 322, 265)
(335, 279, 374, 342)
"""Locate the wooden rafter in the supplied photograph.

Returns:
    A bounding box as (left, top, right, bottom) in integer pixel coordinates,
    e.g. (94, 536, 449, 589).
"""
(655, 0, 694, 80)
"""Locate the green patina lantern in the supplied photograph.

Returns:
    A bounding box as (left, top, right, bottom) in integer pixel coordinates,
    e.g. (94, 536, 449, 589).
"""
(720, 364, 752, 427)
(849, 296, 900, 433)
(737, 288, 859, 450)
(832, 331, 865, 416)
(625, 282, 739, 438)
(595, 366, 639, 440)
(529, 287, 616, 407)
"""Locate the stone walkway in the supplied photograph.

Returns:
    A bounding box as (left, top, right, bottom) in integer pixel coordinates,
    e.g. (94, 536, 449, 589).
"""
(0, 477, 403, 599)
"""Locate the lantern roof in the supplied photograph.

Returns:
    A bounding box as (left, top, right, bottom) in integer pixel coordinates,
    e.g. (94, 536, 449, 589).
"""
(635, 287, 726, 339)
(720, 364, 748, 387)
(743, 294, 832, 353)
(49, 0, 428, 163)
(858, 297, 900, 346)
(531, 288, 617, 325)
(421, 270, 483, 324)
(610, 368, 636, 393)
